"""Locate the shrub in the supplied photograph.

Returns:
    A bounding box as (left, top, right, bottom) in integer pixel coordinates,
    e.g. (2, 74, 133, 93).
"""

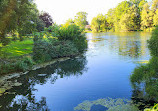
(15, 56, 34, 71)
(0, 56, 34, 75)
(33, 32, 44, 42)
(33, 39, 78, 63)
(12, 33, 18, 41)
(58, 24, 87, 52)
(148, 27, 158, 56)
(45, 24, 60, 37)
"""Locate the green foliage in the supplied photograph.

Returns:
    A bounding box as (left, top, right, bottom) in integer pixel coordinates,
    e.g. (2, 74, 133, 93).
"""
(74, 12, 88, 30)
(91, 0, 157, 32)
(58, 24, 87, 52)
(120, 5, 139, 31)
(15, 56, 34, 71)
(141, 3, 154, 30)
(153, 9, 158, 26)
(0, 56, 34, 75)
(33, 39, 78, 63)
(12, 33, 18, 41)
(0, 0, 45, 45)
(65, 18, 75, 26)
(131, 56, 158, 101)
(45, 24, 60, 37)
(106, 9, 115, 30)
(91, 14, 108, 32)
(33, 32, 45, 42)
(148, 27, 158, 56)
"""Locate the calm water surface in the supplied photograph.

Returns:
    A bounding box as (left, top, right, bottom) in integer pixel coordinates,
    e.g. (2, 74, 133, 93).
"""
(0, 32, 151, 111)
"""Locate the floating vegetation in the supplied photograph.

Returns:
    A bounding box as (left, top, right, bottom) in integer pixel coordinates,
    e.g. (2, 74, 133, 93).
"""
(0, 79, 22, 96)
(144, 104, 158, 111)
(137, 60, 149, 64)
(74, 98, 139, 111)
(134, 60, 149, 64)
(0, 88, 5, 94)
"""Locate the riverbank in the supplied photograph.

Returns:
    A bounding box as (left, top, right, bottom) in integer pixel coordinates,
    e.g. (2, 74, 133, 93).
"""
(0, 56, 78, 96)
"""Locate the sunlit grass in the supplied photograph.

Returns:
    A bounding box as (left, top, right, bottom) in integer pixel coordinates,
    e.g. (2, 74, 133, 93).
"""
(0, 39, 33, 58)
(138, 60, 149, 64)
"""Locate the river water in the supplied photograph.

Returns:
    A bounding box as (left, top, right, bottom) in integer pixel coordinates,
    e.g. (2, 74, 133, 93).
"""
(0, 32, 151, 111)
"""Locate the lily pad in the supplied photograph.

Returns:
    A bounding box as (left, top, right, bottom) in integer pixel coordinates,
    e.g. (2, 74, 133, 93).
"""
(0, 88, 6, 94)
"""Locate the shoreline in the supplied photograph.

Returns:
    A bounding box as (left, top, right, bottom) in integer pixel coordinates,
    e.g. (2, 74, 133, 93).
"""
(0, 56, 77, 96)
(0, 56, 72, 81)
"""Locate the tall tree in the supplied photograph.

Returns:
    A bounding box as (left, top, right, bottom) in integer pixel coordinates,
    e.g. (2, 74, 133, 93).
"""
(74, 12, 88, 30)
(64, 18, 74, 27)
(113, 1, 130, 31)
(106, 9, 115, 30)
(39, 12, 53, 28)
(141, 3, 154, 29)
(15, 1, 39, 40)
(153, 9, 158, 26)
(151, 0, 158, 11)
(91, 14, 108, 32)
(0, 0, 42, 43)
(120, 5, 139, 31)
(0, 0, 17, 44)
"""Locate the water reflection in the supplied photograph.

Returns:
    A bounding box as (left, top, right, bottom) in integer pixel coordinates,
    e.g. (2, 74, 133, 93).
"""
(0, 56, 87, 110)
(87, 32, 150, 60)
(130, 56, 158, 109)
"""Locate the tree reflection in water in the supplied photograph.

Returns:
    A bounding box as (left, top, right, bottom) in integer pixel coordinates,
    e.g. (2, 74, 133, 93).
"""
(130, 57, 158, 109)
(0, 56, 87, 110)
(88, 32, 150, 59)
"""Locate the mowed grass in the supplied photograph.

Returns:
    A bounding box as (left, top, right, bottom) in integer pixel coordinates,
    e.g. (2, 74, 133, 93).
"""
(0, 39, 33, 58)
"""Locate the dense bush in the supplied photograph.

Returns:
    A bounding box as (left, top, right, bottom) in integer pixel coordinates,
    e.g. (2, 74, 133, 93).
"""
(0, 56, 34, 75)
(33, 39, 78, 62)
(45, 24, 60, 37)
(58, 24, 87, 52)
(33, 32, 44, 42)
(32, 24, 87, 63)
(148, 27, 158, 56)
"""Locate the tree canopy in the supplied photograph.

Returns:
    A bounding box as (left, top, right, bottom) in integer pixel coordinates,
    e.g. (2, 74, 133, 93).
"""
(91, 0, 158, 32)
(74, 12, 88, 30)
(0, 0, 50, 45)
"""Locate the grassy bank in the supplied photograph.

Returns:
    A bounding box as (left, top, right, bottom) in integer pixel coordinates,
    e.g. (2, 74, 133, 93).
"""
(0, 39, 80, 75)
(0, 24, 88, 75)
(0, 39, 33, 58)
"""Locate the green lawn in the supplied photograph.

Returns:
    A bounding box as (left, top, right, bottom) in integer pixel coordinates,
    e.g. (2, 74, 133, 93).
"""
(0, 39, 33, 58)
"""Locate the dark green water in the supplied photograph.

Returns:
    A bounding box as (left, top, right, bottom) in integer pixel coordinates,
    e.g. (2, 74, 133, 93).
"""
(0, 32, 151, 111)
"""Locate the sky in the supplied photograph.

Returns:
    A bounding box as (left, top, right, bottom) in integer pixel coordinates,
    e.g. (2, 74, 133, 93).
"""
(34, 0, 151, 25)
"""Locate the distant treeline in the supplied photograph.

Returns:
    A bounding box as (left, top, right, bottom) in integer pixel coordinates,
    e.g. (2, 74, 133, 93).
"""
(90, 0, 158, 32)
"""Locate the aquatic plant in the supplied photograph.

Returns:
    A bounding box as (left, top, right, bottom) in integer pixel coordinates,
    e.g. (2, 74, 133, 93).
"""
(144, 104, 158, 111)
(74, 98, 139, 111)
